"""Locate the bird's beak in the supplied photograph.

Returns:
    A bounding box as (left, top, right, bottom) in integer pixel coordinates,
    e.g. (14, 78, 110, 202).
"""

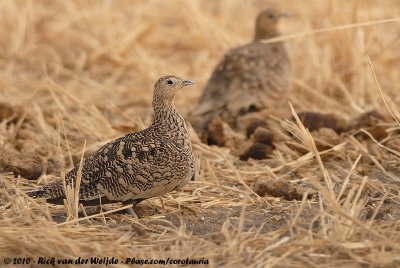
(182, 80, 195, 87)
(280, 12, 292, 18)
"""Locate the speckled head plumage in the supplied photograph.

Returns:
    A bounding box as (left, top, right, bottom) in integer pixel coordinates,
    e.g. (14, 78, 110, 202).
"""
(254, 8, 287, 40)
(153, 75, 195, 103)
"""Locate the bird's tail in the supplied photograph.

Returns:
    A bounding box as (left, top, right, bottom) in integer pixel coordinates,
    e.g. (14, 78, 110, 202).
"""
(26, 180, 65, 201)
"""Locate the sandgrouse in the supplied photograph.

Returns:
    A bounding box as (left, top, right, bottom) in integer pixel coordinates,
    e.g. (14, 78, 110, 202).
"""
(189, 8, 292, 129)
(27, 75, 196, 217)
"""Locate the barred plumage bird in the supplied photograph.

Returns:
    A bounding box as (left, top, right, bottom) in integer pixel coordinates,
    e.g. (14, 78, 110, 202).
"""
(27, 75, 196, 217)
(189, 8, 292, 129)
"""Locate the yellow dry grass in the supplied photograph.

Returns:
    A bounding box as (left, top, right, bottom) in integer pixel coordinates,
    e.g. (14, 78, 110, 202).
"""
(1, 0, 400, 267)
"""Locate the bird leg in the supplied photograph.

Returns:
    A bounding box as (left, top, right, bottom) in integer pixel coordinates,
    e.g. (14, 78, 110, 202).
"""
(126, 207, 138, 219)
(123, 199, 144, 218)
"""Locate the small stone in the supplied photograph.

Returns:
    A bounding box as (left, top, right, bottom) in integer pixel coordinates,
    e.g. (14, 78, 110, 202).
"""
(292, 111, 348, 134)
(239, 143, 273, 161)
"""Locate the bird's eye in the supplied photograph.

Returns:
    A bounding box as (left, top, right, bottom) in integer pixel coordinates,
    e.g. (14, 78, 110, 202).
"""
(167, 79, 175, 85)
(268, 14, 275, 19)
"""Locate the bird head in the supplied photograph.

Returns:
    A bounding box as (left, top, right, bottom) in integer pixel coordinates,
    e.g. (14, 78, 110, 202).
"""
(254, 8, 288, 40)
(153, 75, 195, 104)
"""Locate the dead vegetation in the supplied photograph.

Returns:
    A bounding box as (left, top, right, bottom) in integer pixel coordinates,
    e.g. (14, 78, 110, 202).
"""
(1, 0, 400, 267)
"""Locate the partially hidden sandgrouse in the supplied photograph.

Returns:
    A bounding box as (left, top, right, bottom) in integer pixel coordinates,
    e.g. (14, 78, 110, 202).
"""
(27, 75, 196, 217)
(189, 8, 292, 129)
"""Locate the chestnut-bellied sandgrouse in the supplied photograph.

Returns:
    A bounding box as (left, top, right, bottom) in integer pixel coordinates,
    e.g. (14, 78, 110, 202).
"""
(189, 8, 292, 129)
(27, 75, 196, 217)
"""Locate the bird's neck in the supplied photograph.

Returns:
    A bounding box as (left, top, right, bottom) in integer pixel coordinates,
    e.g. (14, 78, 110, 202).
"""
(254, 29, 279, 41)
(151, 98, 186, 131)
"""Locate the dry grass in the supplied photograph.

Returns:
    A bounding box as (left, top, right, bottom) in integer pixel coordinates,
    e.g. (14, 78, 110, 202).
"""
(1, 0, 400, 267)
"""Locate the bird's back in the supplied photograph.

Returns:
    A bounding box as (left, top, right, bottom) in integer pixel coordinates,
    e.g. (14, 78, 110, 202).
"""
(27, 123, 195, 204)
(190, 40, 291, 127)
